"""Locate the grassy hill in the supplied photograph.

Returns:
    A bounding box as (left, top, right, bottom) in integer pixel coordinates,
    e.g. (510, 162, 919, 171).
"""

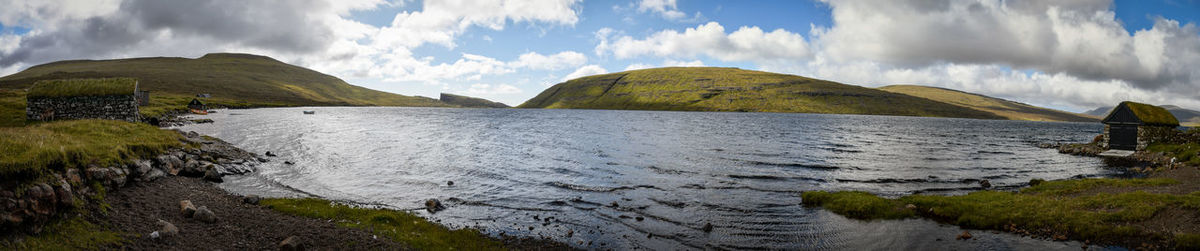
(439, 93, 509, 108)
(878, 85, 1098, 122)
(0, 53, 448, 109)
(518, 67, 1003, 119)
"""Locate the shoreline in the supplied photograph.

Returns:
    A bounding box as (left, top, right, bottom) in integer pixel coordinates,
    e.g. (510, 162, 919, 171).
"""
(1, 123, 574, 250)
(802, 132, 1200, 250)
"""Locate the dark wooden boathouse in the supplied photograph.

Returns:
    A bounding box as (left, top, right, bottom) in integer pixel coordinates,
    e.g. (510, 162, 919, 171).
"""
(1101, 101, 1179, 151)
(188, 99, 207, 110)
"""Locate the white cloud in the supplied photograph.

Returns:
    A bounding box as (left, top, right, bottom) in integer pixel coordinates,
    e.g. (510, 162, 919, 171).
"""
(624, 59, 705, 71)
(637, 0, 686, 20)
(508, 51, 587, 70)
(595, 22, 810, 63)
(812, 0, 1200, 95)
(465, 83, 522, 95)
(562, 65, 608, 81)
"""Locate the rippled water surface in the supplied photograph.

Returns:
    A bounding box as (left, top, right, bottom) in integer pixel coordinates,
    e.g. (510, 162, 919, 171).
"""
(178, 107, 1116, 250)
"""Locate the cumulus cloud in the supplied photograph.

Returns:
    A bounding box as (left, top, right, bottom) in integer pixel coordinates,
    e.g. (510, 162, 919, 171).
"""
(561, 64, 608, 81)
(636, 0, 686, 20)
(624, 59, 704, 71)
(595, 22, 810, 62)
(812, 0, 1200, 94)
(465, 83, 522, 95)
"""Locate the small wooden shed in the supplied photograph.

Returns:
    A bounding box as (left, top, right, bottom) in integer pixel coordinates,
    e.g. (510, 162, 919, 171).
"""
(1101, 101, 1179, 151)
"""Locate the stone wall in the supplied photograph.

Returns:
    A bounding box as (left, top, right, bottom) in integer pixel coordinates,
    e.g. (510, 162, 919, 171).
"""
(1137, 126, 1179, 151)
(26, 95, 140, 122)
(1100, 124, 1180, 151)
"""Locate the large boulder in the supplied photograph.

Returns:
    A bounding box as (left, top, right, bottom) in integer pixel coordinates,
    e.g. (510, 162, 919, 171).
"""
(54, 179, 74, 207)
(143, 169, 166, 182)
(204, 167, 223, 183)
(132, 159, 154, 177)
(425, 199, 445, 213)
(194, 206, 218, 223)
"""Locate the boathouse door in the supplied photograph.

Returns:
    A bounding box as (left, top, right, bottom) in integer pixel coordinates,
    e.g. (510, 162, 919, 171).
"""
(1109, 125, 1137, 150)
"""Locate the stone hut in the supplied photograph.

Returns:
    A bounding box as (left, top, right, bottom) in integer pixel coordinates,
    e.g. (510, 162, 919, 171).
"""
(25, 78, 141, 122)
(1100, 101, 1179, 151)
(187, 98, 207, 111)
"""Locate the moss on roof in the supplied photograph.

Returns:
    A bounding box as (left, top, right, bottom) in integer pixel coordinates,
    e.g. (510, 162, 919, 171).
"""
(27, 78, 137, 98)
(1121, 101, 1179, 126)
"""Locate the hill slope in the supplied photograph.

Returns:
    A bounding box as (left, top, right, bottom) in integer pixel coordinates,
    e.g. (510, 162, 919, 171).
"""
(518, 67, 1002, 119)
(0, 53, 446, 107)
(878, 85, 1098, 122)
(439, 93, 509, 108)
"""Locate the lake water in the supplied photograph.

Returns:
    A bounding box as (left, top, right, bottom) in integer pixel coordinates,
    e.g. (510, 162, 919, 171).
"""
(177, 107, 1118, 250)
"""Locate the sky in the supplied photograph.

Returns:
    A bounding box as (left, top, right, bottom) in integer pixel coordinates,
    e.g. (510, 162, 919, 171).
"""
(1, 0, 1199, 112)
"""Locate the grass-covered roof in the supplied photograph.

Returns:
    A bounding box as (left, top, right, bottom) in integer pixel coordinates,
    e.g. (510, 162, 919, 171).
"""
(1120, 101, 1179, 126)
(27, 78, 137, 98)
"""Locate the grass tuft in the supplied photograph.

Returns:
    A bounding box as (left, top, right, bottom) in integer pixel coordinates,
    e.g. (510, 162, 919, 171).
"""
(27, 78, 137, 98)
(261, 198, 506, 251)
(0, 216, 125, 250)
(0, 119, 181, 182)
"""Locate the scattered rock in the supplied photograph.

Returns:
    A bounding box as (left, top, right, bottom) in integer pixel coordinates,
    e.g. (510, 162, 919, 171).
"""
(957, 231, 973, 240)
(279, 235, 304, 251)
(284, 161, 295, 165)
(425, 199, 445, 213)
(979, 180, 992, 189)
(447, 181, 454, 186)
(132, 159, 153, 177)
(635, 216, 644, 221)
(265, 151, 277, 157)
(157, 219, 179, 238)
(180, 200, 197, 218)
(204, 167, 223, 183)
(905, 204, 917, 210)
(65, 168, 82, 184)
(194, 206, 218, 223)
(702, 223, 713, 232)
(243, 195, 261, 205)
(1029, 178, 1045, 186)
(144, 169, 166, 182)
(149, 231, 161, 239)
(567, 229, 573, 237)
(1053, 234, 1068, 241)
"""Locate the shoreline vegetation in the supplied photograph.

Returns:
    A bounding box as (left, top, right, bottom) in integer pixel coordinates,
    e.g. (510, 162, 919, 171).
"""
(802, 128, 1200, 249)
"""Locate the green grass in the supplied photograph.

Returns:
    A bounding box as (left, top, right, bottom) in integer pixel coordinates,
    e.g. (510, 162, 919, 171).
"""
(0, 119, 181, 183)
(0, 216, 126, 250)
(262, 198, 506, 251)
(801, 178, 1200, 247)
(0, 89, 24, 127)
(0, 53, 449, 108)
(27, 78, 137, 98)
(518, 67, 1003, 119)
(1121, 101, 1179, 126)
(1147, 142, 1200, 166)
(878, 85, 1097, 122)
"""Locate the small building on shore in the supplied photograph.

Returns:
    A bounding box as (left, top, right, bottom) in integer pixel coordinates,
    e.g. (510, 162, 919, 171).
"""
(188, 98, 207, 111)
(25, 78, 141, 122)
(1100, 101, 1179, 151)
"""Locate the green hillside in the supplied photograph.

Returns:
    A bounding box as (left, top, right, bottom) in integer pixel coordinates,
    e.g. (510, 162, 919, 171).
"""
(878, 85, 1098, 122)
(0, 53, 447, 108)
(518, 67, 1002, 119)
(439, 93, 509, 108)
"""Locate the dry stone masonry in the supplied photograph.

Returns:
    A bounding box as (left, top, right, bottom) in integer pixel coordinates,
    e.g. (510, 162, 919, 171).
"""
(26, 95, 141, 122)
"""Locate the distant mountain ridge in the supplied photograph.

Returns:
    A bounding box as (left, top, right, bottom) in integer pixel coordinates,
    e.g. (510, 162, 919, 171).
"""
(877, 85, 1096, 122)
(0, 53, 448, 107)
(439, 93, 509, 108)
(519, 67, 1096, 122)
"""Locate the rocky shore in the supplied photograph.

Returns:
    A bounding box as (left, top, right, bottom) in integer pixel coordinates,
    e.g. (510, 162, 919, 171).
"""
(2, 126, 575, 250)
